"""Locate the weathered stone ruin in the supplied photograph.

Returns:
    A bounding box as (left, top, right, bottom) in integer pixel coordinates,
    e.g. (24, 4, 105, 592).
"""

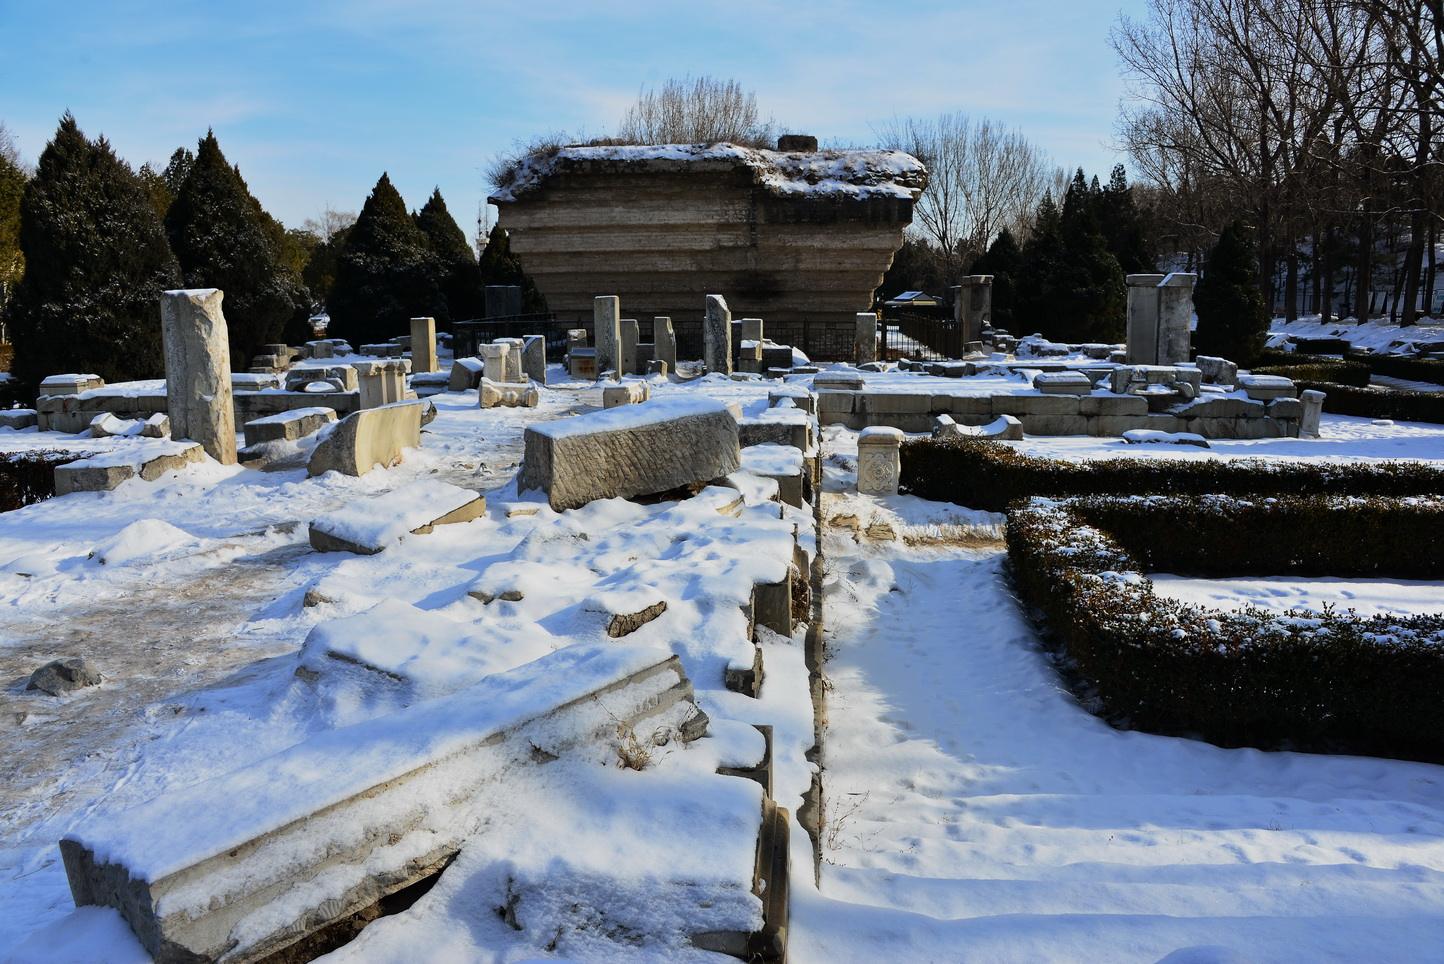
(161, 288, 236, 465)
(489, 141, 926, 358)
(307, 400, 424, 477)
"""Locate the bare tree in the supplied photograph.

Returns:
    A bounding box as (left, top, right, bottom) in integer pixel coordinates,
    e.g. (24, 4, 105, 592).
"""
(302, 206, 357, 242)
(616, 76, 776, 148)
(0, 122, 20, 169)
(876, 113, 1052, 270)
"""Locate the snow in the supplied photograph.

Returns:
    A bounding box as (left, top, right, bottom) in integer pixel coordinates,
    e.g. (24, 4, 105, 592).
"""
(308, 479, 481, 550)
(1149, 574, 1444, 619)
(245, 406, 335, 426)
(61, 438, 200, 470)
(528, 394, 729, 439)
(1269, 314, 1444, 354)
(87, 519, 198, 566)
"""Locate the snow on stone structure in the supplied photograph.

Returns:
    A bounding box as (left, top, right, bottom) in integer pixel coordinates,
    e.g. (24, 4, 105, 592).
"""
(448, 356, 484, 392)
(853, 312, 877, 366)
(519, 396, 741, 510)
(410, 316, 438, 373)
(705, 294, 733, 374)
(58, 644, 706, 964)
(933, 413, 1023, 441)
(309, 480, 486, 554)
(54, 440, 205, 495)
(856, 426, 903, 496)
(478, 378, 540, 409)
(602, 381, 650, 408)
(242, 407, 336, 448)
(0, 409, 38, 430)
(521, 334, 547, 384)
(39, 373, 104, 396)
(654, 316, 677, 372)
(594, 296, 623, 380)
(488, 141, 926, 358)
(161, 288, 236, 465)
(953, 275, 993, 345)
(307, 399, 423, 477)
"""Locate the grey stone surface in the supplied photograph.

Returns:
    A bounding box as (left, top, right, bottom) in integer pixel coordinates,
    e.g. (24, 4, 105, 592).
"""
(354, 359, 409, 409)
(307, 401, 423, 477)
(857, 426, 902, 495)
(654, 317, 677, 372)
(243, 408, 337, 447)
(479, 342, 511, 383)
(410, 317, 438, 373)
(1238, 373, 1298, 401)
(309, 487, 486, 555)
(161, 289, 237, 465)
(853, 312, 877, 365)
(620, 319, 639, 376)
(1300, 389, 1325, 438)
(39, 374, 105, 396)
(602, 382, 650, 408)
(478, 378, 539, 408)
(1195, 355, 1239, 386)
(449, 357, 484, 392)
(595, 296, 623, 380)
(495, 338, 525, 383)
(519, 399, 741, 510)
(485, 284, 522, 318)
(1033, 371, 1094, 395)
(1156, 272, 1196, 365)
(1125, 273, 1166, 365)
(285, 365, 358, 393)
(704, 295, 733, 374)
(568, 347, 598, 380)
(953, 275, 992, 344)
(646, 359, 670, 377)
(27, 657, 103, 695)
(0, 409, 38, 430)
(521, 335, 547, 384)
(54, 442, 205, 495)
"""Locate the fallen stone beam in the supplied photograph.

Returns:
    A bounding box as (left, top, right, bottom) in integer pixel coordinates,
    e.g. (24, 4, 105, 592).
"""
(519, 396, 741, 510)
(242, 407, 337, 448)
(309, 480, 486, 554)
(307, 400, 423, 477)
(59, 644, 706, 964)
(53, 440, 205, 495)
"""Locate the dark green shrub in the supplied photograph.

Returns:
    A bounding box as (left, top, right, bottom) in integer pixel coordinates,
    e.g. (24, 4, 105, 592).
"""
(1007, 495, 1444, 760)
(0, 450, 86, 511)
(1354, 352, 1444, 387)
(1294, 381, 1444, 424)
(900, 437, 1444, 512)
(1253, 360, 1370, 387)
(1194, 221, 1269, 367)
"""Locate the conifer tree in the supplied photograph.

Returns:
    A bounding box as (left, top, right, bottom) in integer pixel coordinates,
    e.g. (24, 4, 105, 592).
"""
(415, 189, 482, 324)
(327, 173, 440, 345)
(1097, 165, 1153, 274)
(0, 147, 26, 316)
(1014, 177, 1126, 343)
(166, 131, 307, 363)
(477, 223, 546, 312)
(8, 115, 179, 387)
(969, 228, 1021, 328)
(1194, 220, 1269, 366)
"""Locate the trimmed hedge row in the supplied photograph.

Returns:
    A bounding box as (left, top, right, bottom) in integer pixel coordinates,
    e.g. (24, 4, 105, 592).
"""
(1294, 380, 1444, 424)
(0, 451, 84, 512)
(899, 437, 1444, 512)
(1007, 495, 1444, 759)
(1353, 351, 1444, 386)
(1253, 360, 1371, 386)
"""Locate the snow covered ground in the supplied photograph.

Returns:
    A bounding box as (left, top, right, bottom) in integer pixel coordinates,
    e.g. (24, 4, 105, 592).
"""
(1148, 574, 1444, 619)
(1268, 315, 1444, 353)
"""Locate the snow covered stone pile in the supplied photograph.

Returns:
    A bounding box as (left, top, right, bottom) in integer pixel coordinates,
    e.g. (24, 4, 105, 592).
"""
(53, 439, 206, 495)
(1006, 494, 1444, 758)
(519, 396, 741, 510)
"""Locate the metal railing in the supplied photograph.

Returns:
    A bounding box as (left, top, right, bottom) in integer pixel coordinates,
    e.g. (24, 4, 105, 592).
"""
(879, 310, 964, 361)
(452, 314, 568, 360)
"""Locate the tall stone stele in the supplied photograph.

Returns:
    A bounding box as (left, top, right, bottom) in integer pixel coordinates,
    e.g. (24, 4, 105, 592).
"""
(953, 275, 993, 344)
(1127, 272, 1196, 365)
(594, 295, 623, 381)
(620, 319, 640, 376)
(161, 288, 236, 465)
(654, 317, 677, 372)
(410, 317, 438, 373)
(854, 312, 878, 366)
(704, 294, 732, 374)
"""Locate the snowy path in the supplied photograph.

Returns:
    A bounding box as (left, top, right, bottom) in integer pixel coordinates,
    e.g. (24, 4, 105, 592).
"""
(791, 490, 1444, 963)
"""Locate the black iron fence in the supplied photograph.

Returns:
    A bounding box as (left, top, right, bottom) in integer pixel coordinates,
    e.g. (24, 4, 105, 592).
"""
(452, 314, 568, 360)
(880, 310, 964, 361)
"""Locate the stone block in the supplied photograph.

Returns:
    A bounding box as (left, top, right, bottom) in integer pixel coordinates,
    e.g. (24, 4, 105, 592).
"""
(162, 289, 236, 465)
(54, 441, 205, 495)
(307, 400, 423, 477)
(1176, 396, 1249, 418)
(646, 359, 669, 377)
(1195, 355, 1239, 386)
(857, 426, 901, 495)
(768, 387, 815, 414)
(353, 359, 409, 409)
(814, 371, 865, 390)
(479, 342, 511, 383)
(1033, 371, 1094, 395)
(854, 312, 878, 365)
(930, 394, 994, 417)
(243, 407, 337, 447)
(1267, 397, 1304, 419)
(478, 378, 539, 409)
(409, 317, 438, 373)
(40, 373, 106, 396)
(1181, 417, 1241, 438)
(857, 392, 932, 415)
(602, 382, 650, 408)
(992, 394, 1082, 417)
(285, 364, 358, 393)
(620, 319, 640, 375)
(309, 481, 485, 554)
(760, 346, 794, 373)
(595, 296, 623, 380)
(1300, 389, 1324, 438)
(934, 413, 1022, 440)
(815, 391, 854, 415)
(568, 347, 598, 380)
(738, 408, 813, 452)
(0, 409, 38, 430)
(519, 397, 741, 510)
(495, 337, 525, 383)
(1238, 373, 1297, 401)
(704, 295, 732, 374)
(653, 317, 677, 372)
(449, 357, 484, 392)
(521, 335, 547, 385)
(1020, 414, 1089, 436)
(1079, 394, 1148, 417)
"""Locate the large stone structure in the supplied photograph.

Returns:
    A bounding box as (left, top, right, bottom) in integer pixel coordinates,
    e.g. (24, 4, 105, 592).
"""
(655, 317, 677, 372)
(1127, 272, 1197, 366)
(489, 141, 926, 359)
(161, 289, 236, 464)
(953, 275, 993, 344)
(595, 296, 622, 380)
(704, 294, 733, 374)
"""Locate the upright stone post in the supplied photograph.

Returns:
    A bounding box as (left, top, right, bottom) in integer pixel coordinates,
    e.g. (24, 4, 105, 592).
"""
(620, 319, 640, 376)
(409, 317, 438, 373)
(161, 288, 236, 465)
(856, 427, 902, 496)
(1126, 273, 1166, 364)
(521, 334, 547, 384)
(738, 317, 764, 372)
(1156, 272, 1197, 366)
(595, 296, 623, 381)
(854, 312, 878, 366)
(954, 275, 993, 345)
(479, 342, 510, 383)
(654, 317, 677, 372)
(740, 317, 764, 344)
(704, 294, 733, 375)
(496, 337, 525, 382)
(1299, 388, 1325, 438)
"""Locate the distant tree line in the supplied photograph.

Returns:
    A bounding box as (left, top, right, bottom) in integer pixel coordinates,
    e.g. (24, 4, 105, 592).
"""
(0, 115, 541, 389)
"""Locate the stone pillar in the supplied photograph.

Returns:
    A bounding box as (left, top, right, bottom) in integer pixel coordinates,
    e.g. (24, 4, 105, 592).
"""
(854, 312, 877, 366)
(161, 288, 236, 465)
(1156, 272, 1197, 366)
(738, 318, 764, 372)
(740, 317, 764, 344)
(704, 294, 732, 374)
(954, 275, 993, 345)
(595, 296, 622, 381)
(409, 317, 438, 373)
(620, 319, 640, 375)
(856, 426, 902, 496)
(1300, 388, 1325, 438)
(1126, 274, 1167, 364)
(479, 342, 510, 383)
(496, 337, 525, 382)
(355, 360, 407, 409)
(654, 317, 676, 372)
(522, 334, 547, 384)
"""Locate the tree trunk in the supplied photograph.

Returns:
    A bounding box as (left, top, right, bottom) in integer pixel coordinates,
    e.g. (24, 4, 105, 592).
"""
(1355, 215, 1373, 321)
(1310, 226, 1323, 317)
(1285, 239, 1299, 322)
(1426, 220, 1438, 318)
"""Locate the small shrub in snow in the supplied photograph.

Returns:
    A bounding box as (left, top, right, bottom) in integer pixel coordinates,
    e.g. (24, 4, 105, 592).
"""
(0, 450, 89, 511)
(1291, 380, 1444, 425)
(1354, 352, 1444, 387)
(1006, 494, 1444, 761)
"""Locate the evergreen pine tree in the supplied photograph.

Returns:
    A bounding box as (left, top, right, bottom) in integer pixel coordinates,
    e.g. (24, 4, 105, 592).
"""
(477, 223, 546, 313)
(1194, 220, 1269, 366)
(969, 228, 1021, 329)
(415, 189, 483, 324)
(165, 131, 307, 363)
(327, 173, 440, 346)
(1014, 179, 1126, 343)
(1097, 165, 1153, 274)
(0, 148, 26, 316)
(8, 115, 179, 387)
(1014, 193, 1067, 338)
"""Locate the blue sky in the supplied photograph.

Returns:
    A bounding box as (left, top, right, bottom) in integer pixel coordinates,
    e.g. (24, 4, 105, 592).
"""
(0, 0, 1148, 241)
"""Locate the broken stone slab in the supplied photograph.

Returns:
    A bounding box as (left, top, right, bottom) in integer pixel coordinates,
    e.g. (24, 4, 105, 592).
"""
(580, 589, 671, 638)
(814, 371, 865, 391)
(646, 359, 670, 377)
(408, 371, 450, 398)
(309, 480, 486, 554)
(285, 364, 359, 394)
(39, 373, 105, 396)
(479, 377, 540, 409)
(1238, 373, 1298, 401)
(741, 444, 805, 508)
(737, 407, 814, 453)
(231, 372, 281, 392)
(27, 657, 103, 695)
(933, 413, 1023, 441)
(602, 381, 650, 409)
(595, 296, 623, 381)
(620, 319, 640, 375)
(1300, 388, 1325, 438)
(161, 289, 236, 465)
(519, 396, 741, 510)
(857, 426, 903, 496)
(0, 409, 38, 430)
(1121, 429, 1209, 448)
(1194, 355, 1239, 386)
(307, 400, 423, 477)
(59, 644, 706, 964)
(1033, 371, 1095, 395)
(242, 406, 337, 447)
(54, 440, 206, 495)
(449, 357, 484, 392)
(654, 316, 677, 372)
(522, 335, 547, 384)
